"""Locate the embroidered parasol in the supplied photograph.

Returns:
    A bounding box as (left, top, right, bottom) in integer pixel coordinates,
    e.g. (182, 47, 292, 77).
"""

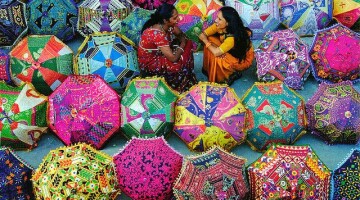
(174, 0, 223, 50)
(9, 35, 73, 95)
(0, 147, 34, 199)
(0, 0, 27, 49)
(32, 143, 120, 199)
(255, 29, 311, 90)
(331, 148, 360, 200)
(0, 50, 10, 83)
(234, 0, 280, 39)
(77, 0, 134, 37)
(74, 32, 139, 93)
(306, 81, 360, 144)
(27, 0, 78, 41)
(241, 81, 307, 151)
(309, 23, 360, 83)
(120, 7, 153, 46)
(131, 0, 176, 10)
(48, 75, 121, 149)
(333, 0, 360, 31)
(0, 82, 47, 150)
(173, 146, 249, 199)
(113, 137, 183, 199)
(279, 0, 332, 36)
(174, 82, 247, 152)
(121, 77, 178, 139)
(248, 144, 331, 199)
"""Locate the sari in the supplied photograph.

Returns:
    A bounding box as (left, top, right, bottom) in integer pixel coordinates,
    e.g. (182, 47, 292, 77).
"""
(138, 28, 197, 93)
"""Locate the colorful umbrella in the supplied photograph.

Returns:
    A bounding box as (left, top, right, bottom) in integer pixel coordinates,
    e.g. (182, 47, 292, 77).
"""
(174, 82, 247, 152)
(74, 32, 139, 93)
(9, 35, 73, 95)
(248, 144, 331, 199)
(0, 147, 34, 200)
(241, 81, 307, 151)
(175, 0, 223, 50)
(27, 0, 78, 41)
(0, 50, 10, 82)
(121, 77, 178, 139)
(255, 29, 311, 90)
(32, 143, 120, 199)
(113, 137, 183, 199)
(131, 0, 176, 10)
(279, 0, 332, 36)
(331, 148, 360, 200)
(0, 82, 47, 150)
(0, 0, 27, 49)
(48, 75, 121, 149)
(306, 81, 360, 144)
(77, 0, 134, 37)
(309, 23, 360, 83)
(173, 146, 249, 199)
(333, 0, 360, 31)
(120, 7, 153, 46)
(234, 0, 280, 39)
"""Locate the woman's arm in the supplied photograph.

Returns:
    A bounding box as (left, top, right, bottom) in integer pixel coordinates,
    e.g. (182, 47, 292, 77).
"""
(158, 39, 186, 62)
(198, 33, 224, 57)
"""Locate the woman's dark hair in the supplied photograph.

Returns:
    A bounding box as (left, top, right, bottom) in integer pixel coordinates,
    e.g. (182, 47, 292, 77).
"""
(141, 3, 176, 33)
(220, 6, 252, 61)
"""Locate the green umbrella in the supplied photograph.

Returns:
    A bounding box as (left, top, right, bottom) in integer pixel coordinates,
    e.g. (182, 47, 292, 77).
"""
(121, 76, 178, 138)
(0, 82, 47, 149)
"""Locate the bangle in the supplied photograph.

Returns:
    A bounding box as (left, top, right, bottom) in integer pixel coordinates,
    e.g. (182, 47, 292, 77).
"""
(177, 46, 184, 52)
(205, 42, 211, 48)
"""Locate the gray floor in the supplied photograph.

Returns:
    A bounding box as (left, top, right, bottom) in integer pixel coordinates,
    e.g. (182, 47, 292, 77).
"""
(13, 36, 360, 199)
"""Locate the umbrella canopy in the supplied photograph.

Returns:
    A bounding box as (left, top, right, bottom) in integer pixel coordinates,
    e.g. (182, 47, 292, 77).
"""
(48, 75, 121, 149)
(0, 82, 47, 150)
(131, 0, 176, 10)
(175, 0, 223, 50)
(121, 77, 178, 139)
(333, 0, 360, 31)
(248, 144, 331, 199)
(9, 35, 73, 95)
(113, 137, 183, 200)
(120, 7, 153, 46)
(173, 146, 248, 199)
(279, 0, 332, 36)
(331, 148, 360, 200)
(32, 143, 120, 199)
(234, 0, 280, 40)
(306, 81, 360, 144)
(242, 81, 307, 151)
(255, 29, 311, 90)
(0, 0, 27, 49)
(74, 32, 139, 93)
(174, 82, 247, 152)
(27, 0, 78, 41)
(0, 50, 10, 82)
(0, 147, 34, 199)
(309, 23, 360, 83)
(77, 0, 134, 37)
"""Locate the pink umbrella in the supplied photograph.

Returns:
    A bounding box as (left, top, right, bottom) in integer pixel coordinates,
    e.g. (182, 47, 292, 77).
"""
(113, 137, 183, 199)
(48, 74, 121, 149)
(310, 23, 360, 83)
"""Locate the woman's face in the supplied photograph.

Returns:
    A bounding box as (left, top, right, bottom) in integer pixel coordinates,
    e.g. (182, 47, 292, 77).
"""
(166, 9, 180, 27)
(215, 11, 228, 30)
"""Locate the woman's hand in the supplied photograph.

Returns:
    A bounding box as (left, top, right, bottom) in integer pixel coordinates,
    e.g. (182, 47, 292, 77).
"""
(198, 33, 208, 44)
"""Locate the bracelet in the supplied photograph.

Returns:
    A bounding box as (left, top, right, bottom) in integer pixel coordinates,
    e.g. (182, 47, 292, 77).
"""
(205, 42, 211, 48)
(177, 46, 184, 52)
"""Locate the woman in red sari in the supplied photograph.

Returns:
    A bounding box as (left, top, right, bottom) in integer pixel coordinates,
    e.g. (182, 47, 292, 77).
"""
(138, 3, 197, 93)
